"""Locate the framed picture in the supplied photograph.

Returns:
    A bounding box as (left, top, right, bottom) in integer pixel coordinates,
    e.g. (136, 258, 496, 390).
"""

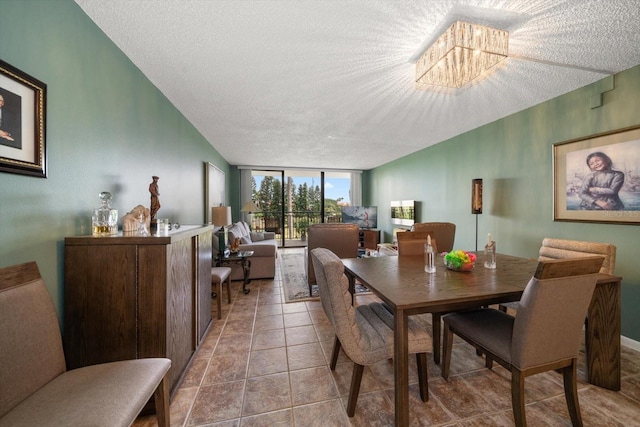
(0, 60, 47, 178)
(204, 162, 225, 223)
(553, 125, 640, 224)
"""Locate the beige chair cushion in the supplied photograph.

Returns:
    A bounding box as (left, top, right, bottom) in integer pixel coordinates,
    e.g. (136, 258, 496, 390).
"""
(0, 359, 171, 427)
(538, 238, 616, 274)
(211, 267, 232, 283)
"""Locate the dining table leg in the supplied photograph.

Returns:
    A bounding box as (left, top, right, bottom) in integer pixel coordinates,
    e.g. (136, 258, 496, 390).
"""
(394, 307, 410, 426)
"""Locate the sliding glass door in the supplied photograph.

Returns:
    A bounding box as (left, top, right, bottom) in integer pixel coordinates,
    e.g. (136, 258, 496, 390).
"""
(248, 169, 353, 247)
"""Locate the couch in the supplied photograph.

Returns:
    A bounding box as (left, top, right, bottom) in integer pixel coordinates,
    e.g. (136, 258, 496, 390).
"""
(214, 221, 278, 280)
(0, 261, 171, 427)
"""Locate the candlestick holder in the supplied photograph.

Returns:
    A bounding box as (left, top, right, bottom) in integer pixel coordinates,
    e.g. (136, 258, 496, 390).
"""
(484, 239, 496, 269)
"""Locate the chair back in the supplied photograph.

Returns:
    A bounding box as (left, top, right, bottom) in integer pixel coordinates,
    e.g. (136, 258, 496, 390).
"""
(397, 231, 433, 256)
(310, 248, 387, 363)
(411, 222, 456, 253)
(0, 262, 67, 418)
(511, 256, 603, 370)
(307, 223, 359, 285)
(539, 238, 616, 275)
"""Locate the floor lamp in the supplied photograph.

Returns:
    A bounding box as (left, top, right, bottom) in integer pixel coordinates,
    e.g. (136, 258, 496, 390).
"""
(471, 179, 483, 252)
(240, 200, 259, 229)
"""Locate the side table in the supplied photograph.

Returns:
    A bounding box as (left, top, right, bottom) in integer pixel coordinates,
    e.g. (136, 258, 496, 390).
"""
(216, 250, 254, 294)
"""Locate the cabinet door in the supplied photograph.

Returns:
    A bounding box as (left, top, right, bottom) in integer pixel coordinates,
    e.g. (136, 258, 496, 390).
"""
(197, 230, 213, 343)
(64, 245, 138, 369)
(165, 238, 195, 389)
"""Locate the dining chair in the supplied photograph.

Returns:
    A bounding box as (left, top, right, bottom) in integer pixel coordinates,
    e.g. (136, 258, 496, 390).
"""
(397, 231, 434, 255)
(499, 238, 616, 313)
(410, 222, 456, 253)
(441, 256, 604, 427)
(306, 223, 359, 296)
(310, 247, 432, 417)
(396, 231, 444, 363)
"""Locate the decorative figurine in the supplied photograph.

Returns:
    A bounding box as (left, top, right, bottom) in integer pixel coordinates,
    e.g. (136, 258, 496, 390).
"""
(122, 205, 150, 233)
(149, 176, 161, 220)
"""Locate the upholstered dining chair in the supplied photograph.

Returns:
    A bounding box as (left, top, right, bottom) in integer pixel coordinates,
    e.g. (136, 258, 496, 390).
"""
(307, 223, 359, 296)
(397, 231, 433, 255)
(396, 231, 444, 362)
(441, 256, 604, 427)
(310, 247, 432, 417)
(499, 238, 616, 313)
(410, 222, 456, 253)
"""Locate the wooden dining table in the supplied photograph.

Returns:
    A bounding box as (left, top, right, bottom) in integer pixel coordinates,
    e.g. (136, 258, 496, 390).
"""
(342, 252, 621, 426)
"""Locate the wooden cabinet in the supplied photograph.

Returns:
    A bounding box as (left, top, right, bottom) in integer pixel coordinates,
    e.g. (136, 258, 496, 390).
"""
(359, 229, 380, 250)
(63, 225, 213, 396)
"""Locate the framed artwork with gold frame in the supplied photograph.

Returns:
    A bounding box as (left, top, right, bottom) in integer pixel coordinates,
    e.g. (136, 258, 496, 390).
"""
(553, 125, 640, 224)
(0, 60, 46, 178)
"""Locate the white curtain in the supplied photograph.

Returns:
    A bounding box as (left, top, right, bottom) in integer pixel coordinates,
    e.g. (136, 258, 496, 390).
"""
(350, 172, 362, 206)
(240, 169, 253, 222)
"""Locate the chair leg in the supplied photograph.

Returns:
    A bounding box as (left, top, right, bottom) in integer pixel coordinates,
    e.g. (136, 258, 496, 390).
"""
(416, 352, 429, 402)
(225, 276, 232, 304)
(330, 335, 341, 370)
(485, 353, 494, 369)
(153, 373, 170, 427)
(511, 369, 527, 427)
(563, 359, 584, 427)
(346, 363, 365, 417)
(432, 313, 441, 364)
(441, 323, 453, 379)
(214, 280, 222, 320)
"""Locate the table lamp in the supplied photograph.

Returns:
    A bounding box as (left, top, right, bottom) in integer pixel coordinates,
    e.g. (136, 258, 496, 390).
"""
(212, 206, 232, 252)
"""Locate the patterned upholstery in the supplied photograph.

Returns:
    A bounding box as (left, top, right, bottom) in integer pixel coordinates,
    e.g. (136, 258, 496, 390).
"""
(310, 248, 431, 416)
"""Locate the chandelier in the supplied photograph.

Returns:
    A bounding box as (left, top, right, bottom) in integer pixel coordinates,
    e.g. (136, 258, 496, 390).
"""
(415, 21, 509, 89)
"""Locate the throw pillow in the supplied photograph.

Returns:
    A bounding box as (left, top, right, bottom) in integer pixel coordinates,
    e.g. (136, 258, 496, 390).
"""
(241, 236, 252, 244)
(250, 231, 265, 241)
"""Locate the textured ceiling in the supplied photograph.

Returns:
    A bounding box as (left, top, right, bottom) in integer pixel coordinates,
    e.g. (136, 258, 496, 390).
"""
(74, 0, 640, 171)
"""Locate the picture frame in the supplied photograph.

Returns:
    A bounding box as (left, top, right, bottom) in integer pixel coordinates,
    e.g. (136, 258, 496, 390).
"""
(204, 162, 225, 223)
(553, 125, 640, 224)
(0, 60, 47, 178)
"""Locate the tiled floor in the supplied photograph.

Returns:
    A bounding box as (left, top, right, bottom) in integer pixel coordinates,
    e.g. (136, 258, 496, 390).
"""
(135, 249, 640, 426)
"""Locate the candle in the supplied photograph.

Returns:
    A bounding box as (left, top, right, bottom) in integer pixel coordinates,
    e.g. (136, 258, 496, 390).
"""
(488, 233, 492, 244)
(427, 235, 432, 246)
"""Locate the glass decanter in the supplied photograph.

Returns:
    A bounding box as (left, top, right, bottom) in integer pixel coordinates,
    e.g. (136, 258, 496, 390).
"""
(92, 191, 118, 236)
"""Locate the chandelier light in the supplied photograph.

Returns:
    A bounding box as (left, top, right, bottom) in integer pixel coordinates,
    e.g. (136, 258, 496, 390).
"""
(416, 21, 509, 89)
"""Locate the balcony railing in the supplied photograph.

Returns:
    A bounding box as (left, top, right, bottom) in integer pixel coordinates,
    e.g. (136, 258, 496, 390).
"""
(248, 211, 342, 240)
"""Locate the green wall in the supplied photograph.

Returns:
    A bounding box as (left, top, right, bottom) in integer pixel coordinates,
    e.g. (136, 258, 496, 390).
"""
(365, 65, 640, 342)
(0, 0, 229, 320)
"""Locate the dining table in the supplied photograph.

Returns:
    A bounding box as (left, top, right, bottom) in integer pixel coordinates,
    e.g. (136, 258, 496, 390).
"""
(341, 252, 621, 426)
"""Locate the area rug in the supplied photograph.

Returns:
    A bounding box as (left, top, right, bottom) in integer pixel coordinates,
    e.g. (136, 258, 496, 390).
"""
(279, 248, 370, 302)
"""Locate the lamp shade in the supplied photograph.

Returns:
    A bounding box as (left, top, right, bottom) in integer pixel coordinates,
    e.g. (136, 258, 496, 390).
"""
(212, 206, 232, 226)
(471, 179, 483, 214)
(240, 201, 259, 213)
